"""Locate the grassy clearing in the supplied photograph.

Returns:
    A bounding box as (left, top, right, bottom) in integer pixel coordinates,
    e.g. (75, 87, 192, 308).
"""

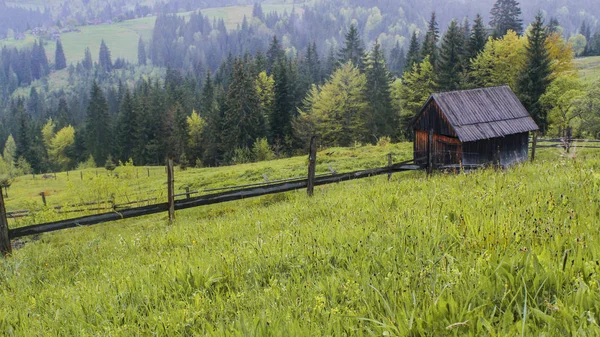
(0, 144, 599, 335)
(5, 143, 412, 227)
(574, 56, 600, 84)
(0, 1, 305, 65)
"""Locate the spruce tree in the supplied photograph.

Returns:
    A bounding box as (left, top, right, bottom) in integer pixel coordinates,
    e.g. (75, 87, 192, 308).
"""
(270, 59, 293, 149)
(266, 36, 284, 74)
(201, 71, 222, 166)
(437, 20, 466, 91)
(365, 41, 395, 141)
(222, 60, 265, 158)
(138, 37, 147, 66)
(388, 41, 406, 77)
(82, 47, 93, 71)
(421, 12, 440, 68)
(404, 31, 421, 73)
(517, 12, 552, 132)
(116, 89, 137, 162)
(490, 0, 523, 37)
(85, 82, 112, 165)
(324, 46, 337, 79)
(338, 24, 366, 70)
(467, 14, 488, 61)
(99, 39, 112, 73)
(54, 39, 67, 70)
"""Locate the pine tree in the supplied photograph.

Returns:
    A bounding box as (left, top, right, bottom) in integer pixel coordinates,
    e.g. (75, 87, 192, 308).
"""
(405, 31, 421, 73)
(116, 89, 137, 162)
(467, 14, 488, 61)
(138, 37, 147, 66)
(54, 39, 67, 70)
(490, 0, 523, 37)
(338, 24, 366, 70)
(98, 39, 112, 73)
(270, 59, 293, 150)
(324, 46, 337, 79)
(252, 2, 264, 21)
(201, 71, 222, 166)
(222, 60, 265, 159)
(306, 42, 321, 84)
(266, 36, 284, 74)
(85, 82, 112, 165)
(437, 20, 466, 91)
(421, 12, 439, 67)
(388, 41, 406, 77)
(365, 41, 395, 141)
(517, 12, 552, 132)
(82, 47, 93, 71)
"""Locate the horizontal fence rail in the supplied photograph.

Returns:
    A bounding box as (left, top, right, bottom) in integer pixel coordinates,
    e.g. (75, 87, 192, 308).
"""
(8, 161, 423, 239)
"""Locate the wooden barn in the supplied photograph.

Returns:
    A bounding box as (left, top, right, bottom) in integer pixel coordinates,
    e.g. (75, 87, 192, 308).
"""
(411, 86, 539, 168)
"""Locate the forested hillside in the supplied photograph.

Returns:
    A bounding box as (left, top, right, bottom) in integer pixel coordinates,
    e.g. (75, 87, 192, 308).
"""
(0, 0, 598, 177)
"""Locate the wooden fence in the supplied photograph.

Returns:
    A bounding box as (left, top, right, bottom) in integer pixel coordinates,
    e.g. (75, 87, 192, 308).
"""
(0, 142, 423, 256)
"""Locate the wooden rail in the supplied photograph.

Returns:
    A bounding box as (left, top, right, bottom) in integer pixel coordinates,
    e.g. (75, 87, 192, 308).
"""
(7, 162, 423, 239)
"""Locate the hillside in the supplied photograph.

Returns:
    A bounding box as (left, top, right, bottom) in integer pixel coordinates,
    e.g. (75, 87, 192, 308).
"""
(1, 145, 599, 335)
(0, 2, 304, 65)
(575, 56, 600, 83)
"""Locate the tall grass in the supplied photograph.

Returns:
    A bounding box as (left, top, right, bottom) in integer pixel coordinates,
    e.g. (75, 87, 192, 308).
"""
(0, 146, 599, 335)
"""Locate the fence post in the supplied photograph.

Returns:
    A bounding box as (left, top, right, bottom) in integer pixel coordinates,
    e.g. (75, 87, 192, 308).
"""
(167, 159, 175, 222)
(387, 153, 393, 181)
(81, 171, 83, 180)
(147, 168, 150, 178)
(531, 131, 538, 162)
(40, 192, 47, 207)
(0, 186, 11, 256)
(307, 136, 317, 197)
(427, 130, 434, 175)
(185, 186, 191, 199)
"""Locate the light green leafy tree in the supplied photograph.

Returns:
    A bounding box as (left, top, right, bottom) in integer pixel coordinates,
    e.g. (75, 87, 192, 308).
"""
(186, 110, 207, 162)
(3, 135, 17, 168)
(49, 125, 75, 171)
(540, 76, 586, 137)
(296, 62, 368, 147)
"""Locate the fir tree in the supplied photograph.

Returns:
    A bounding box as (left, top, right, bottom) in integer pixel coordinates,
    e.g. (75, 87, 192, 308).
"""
(324, 46, 337, 79)
(99, 39, 112, 73)
(85, 81, 112, 165)
(116, 89, 137, 162)
(338, 24, 366, 70)
(138, 37, 147, 66)
(364, 40, 395, 141)
(54, 39, 67, 70)
(404, 31, 421, 73)
(266, 36, 284, 74)
(421, 12, 439, 67)
(82, 47, 93, 71)
(388, 41, 406, 77)
(437, 20, 466, 91)
(252, 2, 264, 21)
(467, 14, 488, 61)
(490, 0, 523, 37)
(222, 60, 265, 159)
(517, 12, 552, 132)
(270, 59, 293, 149)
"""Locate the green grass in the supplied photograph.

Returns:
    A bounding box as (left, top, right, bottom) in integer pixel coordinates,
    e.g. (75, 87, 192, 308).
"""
(1, 143, 600, 335)
(5, 143, 413, 227)
(574, 56, 600, 84)
(0, 1, 305, 65)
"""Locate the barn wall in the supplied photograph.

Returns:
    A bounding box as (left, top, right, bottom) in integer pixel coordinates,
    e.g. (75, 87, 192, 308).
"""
(413, 100, 457, 138)
(463, 132, 529, 166)
(414, 130, 462, 166)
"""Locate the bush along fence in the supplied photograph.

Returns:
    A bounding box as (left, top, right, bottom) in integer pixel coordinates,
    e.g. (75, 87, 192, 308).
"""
(0, 138, 423, 256)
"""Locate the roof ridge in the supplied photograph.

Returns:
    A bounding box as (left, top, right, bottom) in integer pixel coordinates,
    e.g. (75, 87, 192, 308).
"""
(452, 115, 534, 127)
(433, 85, 510, 96)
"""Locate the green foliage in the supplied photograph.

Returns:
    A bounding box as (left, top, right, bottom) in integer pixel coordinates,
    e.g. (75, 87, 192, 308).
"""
(15, 156, 32, 175)
(490, 0, 523, 37)
(404, 31, 421, 73)
(470, 31, 526, 89)
(364, 40, 396, 141)
(569, 34, 587, 56)
(3, 134, 16, 167)
(518, 12, 553, 132)
(48, 125, 75, 171)
(54, 39, 66, 70)
(338, 24, 366, 70)
(540, 75, 586, 137)
(252, 138, 275, 162)
(421, 12, 439, 67)
(231, 147, 254, 165)
(437, 19, 466, 91)
(179, 152, 189, 171)
(77, 154, 96, 170)
(104, 154, 116, 171)
(296, 62, 368, 147)
(85, 82, 112, 166)
(467, 13, 488, 62)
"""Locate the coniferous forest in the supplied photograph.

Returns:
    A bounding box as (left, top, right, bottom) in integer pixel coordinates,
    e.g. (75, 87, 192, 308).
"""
(0, 0, 599, 175)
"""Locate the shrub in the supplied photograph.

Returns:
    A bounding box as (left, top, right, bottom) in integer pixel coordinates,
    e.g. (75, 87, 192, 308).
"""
(377, 136, 391, 147)
(104, 154, 116, 171)
(232, 147, 253, 165)
(253, 138, 275, 162)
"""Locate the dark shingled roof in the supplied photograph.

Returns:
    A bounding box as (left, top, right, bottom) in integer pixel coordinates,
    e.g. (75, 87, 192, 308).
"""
(420, 86, 539, 142)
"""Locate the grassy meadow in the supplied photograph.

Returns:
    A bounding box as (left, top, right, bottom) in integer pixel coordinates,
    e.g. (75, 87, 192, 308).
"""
(574, 56, 600, 84)
(1, 143, 600, 335)
(0, 1, 305, 65)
